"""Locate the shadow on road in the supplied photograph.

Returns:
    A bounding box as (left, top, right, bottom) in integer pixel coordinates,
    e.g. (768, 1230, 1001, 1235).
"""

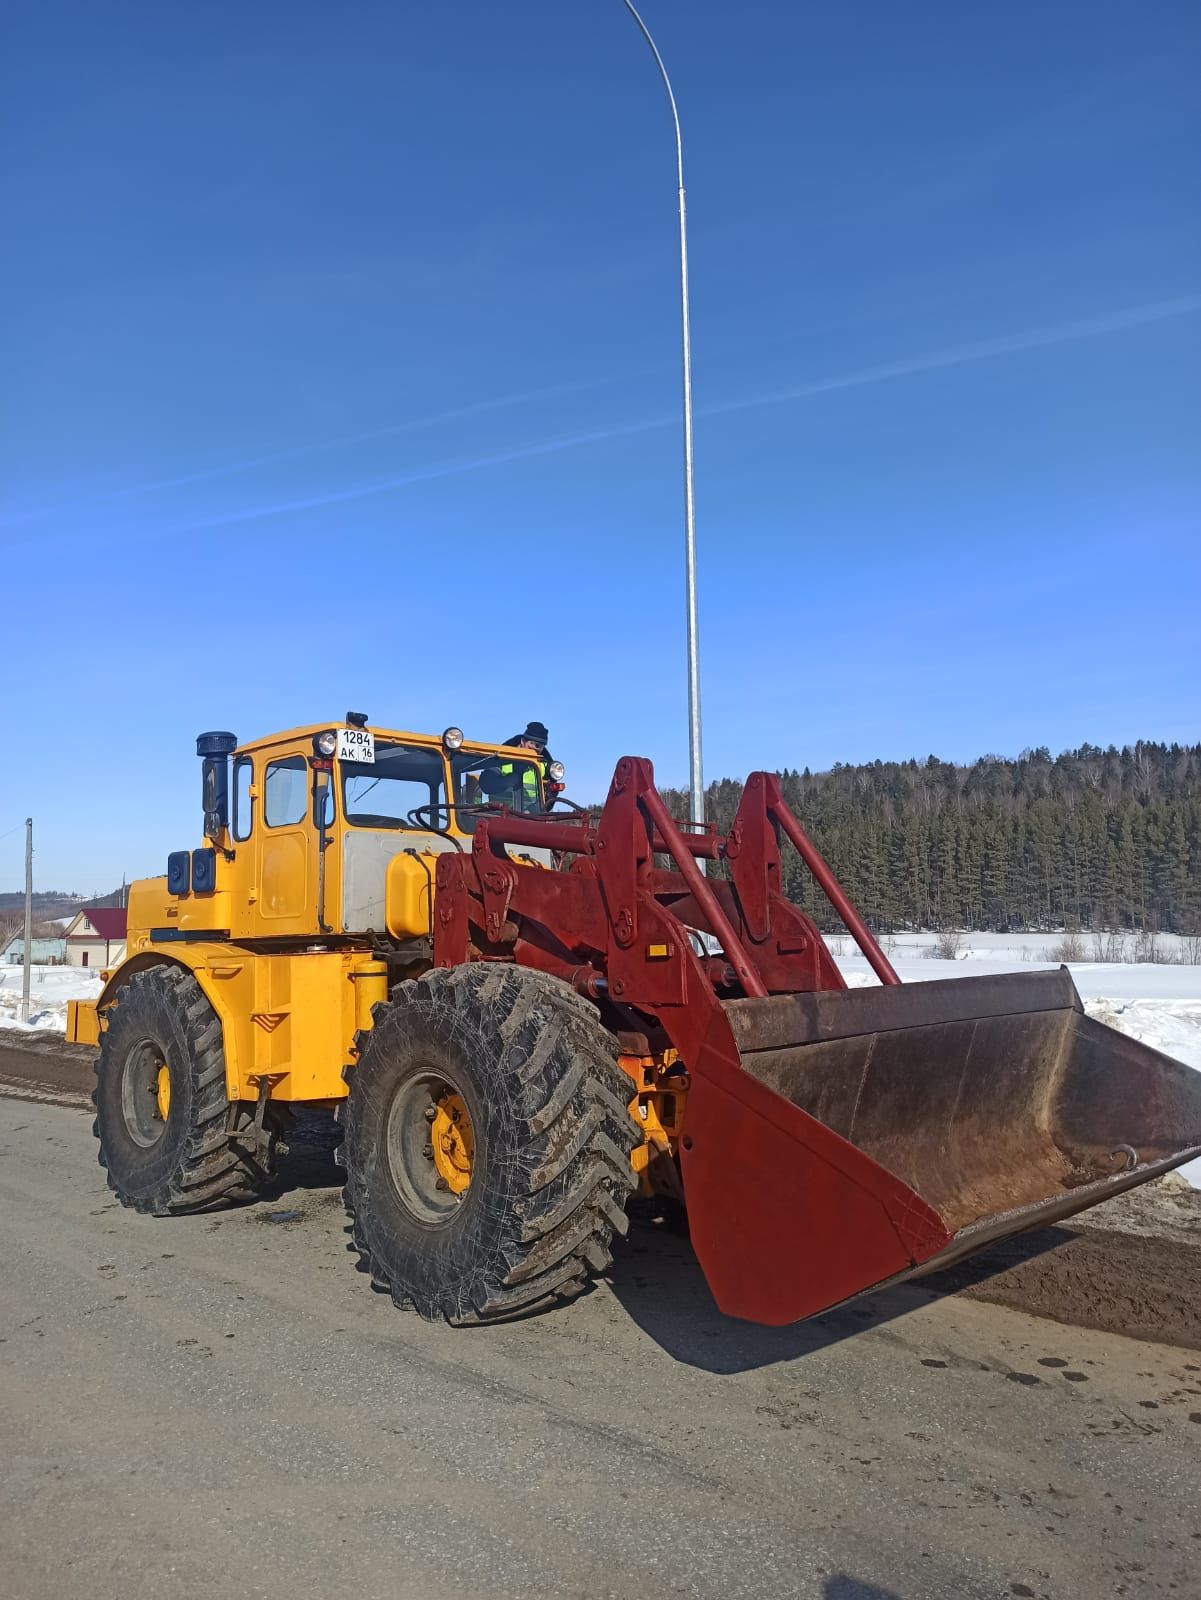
(260, 1110, 1072, 1370)
(607, 1210, 1070, 1374)
(823, 1579, 903, 1600)
(266, 1109, 343, 1196)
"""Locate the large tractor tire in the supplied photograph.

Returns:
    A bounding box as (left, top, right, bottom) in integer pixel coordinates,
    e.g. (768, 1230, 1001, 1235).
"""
(342, 965, 639, 1323)
(93, 965, 275, 1214)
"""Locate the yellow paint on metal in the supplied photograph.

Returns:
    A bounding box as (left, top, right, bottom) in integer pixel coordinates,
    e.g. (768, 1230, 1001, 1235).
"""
(616, 1050, 690, 1196)
(647, 942, 670, 958)
(156, 1065, 171, 1122)
(97, 722, 551, 1114)
(431, 1091, 474, 1195)
(385, 852, 438, 939)
(91, 945, 387, 1103)
(66, 999, 101, 1046)
(353, 962, 389, 1032)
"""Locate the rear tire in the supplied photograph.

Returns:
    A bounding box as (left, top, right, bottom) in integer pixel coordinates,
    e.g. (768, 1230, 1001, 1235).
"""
(342, 965, 639, 1323)
(94, 965, 274, 1214)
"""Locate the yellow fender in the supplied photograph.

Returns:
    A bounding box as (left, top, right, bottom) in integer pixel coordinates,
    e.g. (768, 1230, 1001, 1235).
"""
(67, 945, 388, 1104)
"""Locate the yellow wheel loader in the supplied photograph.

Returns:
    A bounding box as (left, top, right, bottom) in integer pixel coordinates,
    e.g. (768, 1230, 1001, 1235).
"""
(71, 719, 1201, 1325)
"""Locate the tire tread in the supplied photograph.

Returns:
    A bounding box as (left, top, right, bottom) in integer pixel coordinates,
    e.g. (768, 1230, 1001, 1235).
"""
(94, 965, 273, 1216)
(343, 966, 639, 1324)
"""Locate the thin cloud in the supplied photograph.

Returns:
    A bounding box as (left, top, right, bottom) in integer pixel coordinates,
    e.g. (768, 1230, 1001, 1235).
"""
(181, 294, 1200, 534)
(177, 413, 676, 533)
(0, 373, 636, 529)
(14, 295, 1199, 546)
(704, 296, 1201, 419)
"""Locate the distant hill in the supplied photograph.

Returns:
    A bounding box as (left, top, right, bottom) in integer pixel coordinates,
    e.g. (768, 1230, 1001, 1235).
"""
(660, 740, 1201, 935)
(0, 888, 125, 939)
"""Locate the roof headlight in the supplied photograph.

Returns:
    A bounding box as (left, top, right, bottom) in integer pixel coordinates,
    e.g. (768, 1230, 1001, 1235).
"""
(442, 726, 464, 752)
(547, 760, 565, 783)
(315, 730, 338, 757)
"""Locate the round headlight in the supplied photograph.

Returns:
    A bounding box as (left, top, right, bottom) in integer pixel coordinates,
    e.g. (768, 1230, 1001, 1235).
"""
(315, 730, 338, 757)
(547, 760, 565, 783)
(442, 726, 464, 751)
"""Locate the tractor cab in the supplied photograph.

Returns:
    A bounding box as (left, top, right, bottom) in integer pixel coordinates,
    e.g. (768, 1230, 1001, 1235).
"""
(134, 720, 558, 952)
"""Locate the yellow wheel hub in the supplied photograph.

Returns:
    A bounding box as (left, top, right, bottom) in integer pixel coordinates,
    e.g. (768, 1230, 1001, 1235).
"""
(430, 1091, 473, 1195)
(155, 1064, 171, 1122)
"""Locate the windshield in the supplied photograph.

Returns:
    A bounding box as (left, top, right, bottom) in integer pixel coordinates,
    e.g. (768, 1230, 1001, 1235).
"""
(451, 748, 544, 831)
(340, 741, 448, 830)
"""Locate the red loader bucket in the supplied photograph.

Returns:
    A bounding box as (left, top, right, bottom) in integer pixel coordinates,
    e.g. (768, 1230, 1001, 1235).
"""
(680, 968, 1201, 1325)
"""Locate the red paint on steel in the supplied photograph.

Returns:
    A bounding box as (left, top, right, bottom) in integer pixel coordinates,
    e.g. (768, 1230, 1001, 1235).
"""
(649, 827, 721, 860)
(434, 753, 951, 1322)
(761, 774, 901, 987)
(432, 852, 470, 967)
(680, 1048, 954, 1323)
(426, 754, 1201, 1324)
(725, 773, 774, 943)
(476, 815, 595, 855)
(637, 779, 770, 1000)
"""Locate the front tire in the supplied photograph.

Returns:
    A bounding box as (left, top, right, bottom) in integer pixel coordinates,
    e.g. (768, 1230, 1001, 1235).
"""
(94, 965, 274, 1214)
(342, 965, 639, 1323)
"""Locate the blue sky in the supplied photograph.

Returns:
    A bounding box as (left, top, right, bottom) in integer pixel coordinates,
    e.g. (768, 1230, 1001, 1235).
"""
(2, 1, 1198, 890)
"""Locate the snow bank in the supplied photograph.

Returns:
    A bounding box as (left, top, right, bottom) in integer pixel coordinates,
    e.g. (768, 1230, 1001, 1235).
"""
(1080, 998, 1201, 1188)
(0, 966, 103, 1033)
(843, 930, 1200, 967)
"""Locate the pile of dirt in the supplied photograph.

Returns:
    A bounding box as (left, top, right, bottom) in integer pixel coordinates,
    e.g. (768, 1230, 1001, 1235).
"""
(0, 1028, 94, 1107)
(924, 1178, 1201, 1350)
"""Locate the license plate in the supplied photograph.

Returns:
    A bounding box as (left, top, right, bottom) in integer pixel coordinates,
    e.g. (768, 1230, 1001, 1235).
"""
(337, 727, 375, 763)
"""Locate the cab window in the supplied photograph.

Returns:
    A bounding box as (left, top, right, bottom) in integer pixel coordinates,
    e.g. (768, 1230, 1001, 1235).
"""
(341, 742, 447, 829)
(232, 757, 254, 842)
(452, 749, 543, 831)
(264, 756, 308, 828)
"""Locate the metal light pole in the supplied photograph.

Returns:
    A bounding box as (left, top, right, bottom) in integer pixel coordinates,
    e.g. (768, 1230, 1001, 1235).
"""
(620, 1, 705, 834)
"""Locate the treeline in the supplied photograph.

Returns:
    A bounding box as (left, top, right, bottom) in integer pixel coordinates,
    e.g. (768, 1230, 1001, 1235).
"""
(660, 741, 1201, 934)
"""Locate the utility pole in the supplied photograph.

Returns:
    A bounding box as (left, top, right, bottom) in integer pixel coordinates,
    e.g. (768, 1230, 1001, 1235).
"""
(20, 818, 32, 1024)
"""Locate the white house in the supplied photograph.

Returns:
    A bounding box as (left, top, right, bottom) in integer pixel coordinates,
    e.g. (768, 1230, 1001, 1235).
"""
(63, 907, 127, 969)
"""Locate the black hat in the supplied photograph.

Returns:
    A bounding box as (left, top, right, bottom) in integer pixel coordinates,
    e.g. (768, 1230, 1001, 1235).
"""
(524, 721, 549, 743)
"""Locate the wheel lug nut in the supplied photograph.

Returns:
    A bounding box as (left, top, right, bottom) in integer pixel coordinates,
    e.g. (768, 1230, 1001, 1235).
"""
(423, 1143, 433, 1159)
(435, 1177, 449, 1191)
(424, 1105, 437, 1122)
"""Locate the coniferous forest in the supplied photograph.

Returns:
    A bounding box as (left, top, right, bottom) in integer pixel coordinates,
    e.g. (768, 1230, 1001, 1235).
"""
(660, 742, 1201, 935)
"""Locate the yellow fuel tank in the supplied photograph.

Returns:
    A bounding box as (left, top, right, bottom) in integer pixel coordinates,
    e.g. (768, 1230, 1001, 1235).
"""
(385, 850, 437, 940)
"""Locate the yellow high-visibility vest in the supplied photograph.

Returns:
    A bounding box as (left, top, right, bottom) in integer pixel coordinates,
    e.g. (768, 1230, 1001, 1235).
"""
(498, 761, 540, 806)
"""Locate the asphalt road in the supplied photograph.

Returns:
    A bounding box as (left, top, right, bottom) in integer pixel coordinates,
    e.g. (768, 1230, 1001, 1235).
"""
(2, 1098, 1199, 1600)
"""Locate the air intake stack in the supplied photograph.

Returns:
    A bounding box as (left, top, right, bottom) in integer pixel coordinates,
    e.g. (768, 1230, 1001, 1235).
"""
(196, 731, 237, 841)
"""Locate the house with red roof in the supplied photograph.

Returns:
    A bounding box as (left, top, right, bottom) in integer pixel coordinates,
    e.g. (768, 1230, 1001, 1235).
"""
(63, 906, 127, 970)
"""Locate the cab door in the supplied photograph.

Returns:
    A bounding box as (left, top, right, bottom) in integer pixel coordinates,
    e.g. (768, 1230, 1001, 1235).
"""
(254, 752, 318, 937)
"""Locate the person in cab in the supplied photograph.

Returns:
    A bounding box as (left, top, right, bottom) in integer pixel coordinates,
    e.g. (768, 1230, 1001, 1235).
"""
(478, 721, 553, 812)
